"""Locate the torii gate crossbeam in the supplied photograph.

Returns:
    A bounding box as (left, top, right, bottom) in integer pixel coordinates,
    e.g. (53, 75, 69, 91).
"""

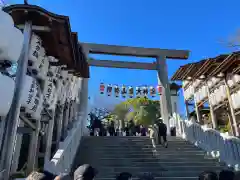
(81, 43, 190, 133)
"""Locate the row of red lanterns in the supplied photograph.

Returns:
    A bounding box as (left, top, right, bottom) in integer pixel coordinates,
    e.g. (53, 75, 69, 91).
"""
(99, 83, 163, 98)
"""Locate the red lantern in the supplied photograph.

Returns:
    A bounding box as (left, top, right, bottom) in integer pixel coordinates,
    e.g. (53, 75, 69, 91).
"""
(100, 83, 105, 94)
(157, 85, 163, 95)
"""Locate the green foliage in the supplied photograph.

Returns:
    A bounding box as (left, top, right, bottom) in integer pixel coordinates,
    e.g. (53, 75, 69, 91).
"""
(113, 103, 129, 121)
(126, 111, 137, 121)
(112, 97, 160, 126)
(103, 114, 117, 124)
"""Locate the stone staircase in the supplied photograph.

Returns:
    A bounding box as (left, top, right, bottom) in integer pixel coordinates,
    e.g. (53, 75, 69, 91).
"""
(72, 136, 226, 179)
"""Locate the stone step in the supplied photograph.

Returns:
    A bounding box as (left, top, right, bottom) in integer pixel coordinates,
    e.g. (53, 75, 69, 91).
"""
(82, 147, 199, 152)
(94, 165, 224, 172)
(83, 136, 183, 140)
(83, 152, 206, 157)
(85, 154, 212, 159)
(82, 143, 194, 148)
(83, 150, 205, 155)
(84, 143, 191, 147)
(82, 139, 186, 143)
(73, 136, 225, 180)
(86, 157, 217, 162)
(95, 177, 198, 180)
(78, 159, 219, 167)
(83, 151, 205, 155)
(79, 161, 223, 167)
(83, 138, 187, 141)
(95, 170, 222, 178)
(83, 138, 188, 141)
(83, 139, 189, 142)
(83, 146, 195, 150)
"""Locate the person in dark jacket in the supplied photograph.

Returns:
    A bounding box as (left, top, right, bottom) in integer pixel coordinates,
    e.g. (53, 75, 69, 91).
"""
(138, 173, 154, 180)
(124, 125, 130, 136)
(116, 172, 132, 180)
(140, 125, 147, 136)
(89, 113, 102, 136)
(219, 170, 235, 180)
(129, 120, 135, 136)
(108, 121, 115, 136)
(93, 117, 103, 136)
(115, 128, 120, 136)
(102, 125, 107, 136)
(157, 118, 168, 148)
(135, 125, 141, 135)
(198, 171, 218, 180)
(74, 164, 97, 180)
(54, 173, 71, 180)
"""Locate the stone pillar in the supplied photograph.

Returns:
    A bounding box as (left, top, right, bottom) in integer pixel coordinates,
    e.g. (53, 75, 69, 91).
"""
(156, 56, 172, 134)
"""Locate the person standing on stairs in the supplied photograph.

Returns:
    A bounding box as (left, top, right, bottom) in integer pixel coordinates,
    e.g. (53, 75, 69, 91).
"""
(92, 117, 101, 136)
(156, 118, 168, 148)
(198, 171, 218, 180)
(148, 124, 158, 148)
(140, 125, 147, 136)
(219, 170, 235, 180)
(74, 164, 97, 180)
(124, 124, 130, 136)
(138, 173, 155, 180)
(129, 120, 136, 136)
(108, 121, 115, 136)
(116, 172, 132, 180)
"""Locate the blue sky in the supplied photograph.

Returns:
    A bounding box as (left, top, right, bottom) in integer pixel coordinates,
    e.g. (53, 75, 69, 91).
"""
(10, 0, 240, 115)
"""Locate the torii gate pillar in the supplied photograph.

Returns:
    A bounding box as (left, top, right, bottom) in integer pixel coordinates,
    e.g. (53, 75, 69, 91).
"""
(156, 56, 172, 133)
(81, 43, 189, 134)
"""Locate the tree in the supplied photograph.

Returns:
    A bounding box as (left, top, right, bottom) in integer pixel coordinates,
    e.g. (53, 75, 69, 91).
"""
(113, 103, 129, 120)
(125, 111, 137, 121)
(113, 97, 160, 126)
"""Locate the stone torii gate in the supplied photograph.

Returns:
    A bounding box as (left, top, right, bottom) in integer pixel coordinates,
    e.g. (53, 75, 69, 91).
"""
(81, 43, 189, 132)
